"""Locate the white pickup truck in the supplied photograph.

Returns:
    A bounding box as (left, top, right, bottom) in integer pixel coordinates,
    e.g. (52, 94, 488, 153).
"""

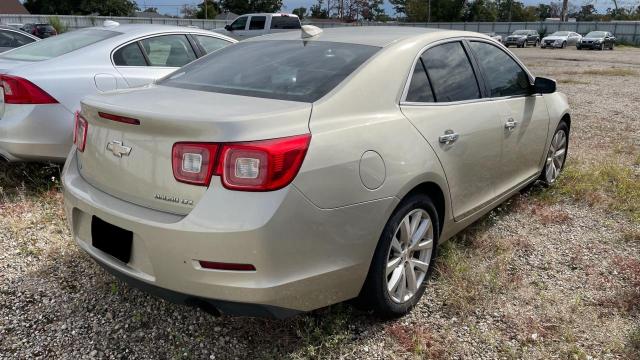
(215, 13, 301, 40)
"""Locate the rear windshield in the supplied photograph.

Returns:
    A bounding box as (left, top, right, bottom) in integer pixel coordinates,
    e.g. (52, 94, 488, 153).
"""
(585, 31, 607, 38)
(0, 29, 120, 61)
(159, 40, 379, 103)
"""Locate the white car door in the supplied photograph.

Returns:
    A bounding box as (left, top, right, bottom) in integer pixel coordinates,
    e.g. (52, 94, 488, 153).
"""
(467, 40, 550, 195)
(113, 34, 197, 88)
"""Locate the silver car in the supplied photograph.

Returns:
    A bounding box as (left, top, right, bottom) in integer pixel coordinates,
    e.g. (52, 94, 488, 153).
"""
(0, 23, 235, 162)
(541, 31, 582, 49)
(63, 27, 570, 318)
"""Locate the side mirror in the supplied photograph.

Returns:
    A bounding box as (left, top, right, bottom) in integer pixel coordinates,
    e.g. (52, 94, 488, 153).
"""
(224, 25, 231, 31)
(533, 77, 556, 94)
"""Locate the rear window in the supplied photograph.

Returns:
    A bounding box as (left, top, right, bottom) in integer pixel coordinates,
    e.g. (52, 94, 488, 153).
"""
(0, 29, 119, 61)
(270, 16, 301, 29)
(159, 40, 379, 103)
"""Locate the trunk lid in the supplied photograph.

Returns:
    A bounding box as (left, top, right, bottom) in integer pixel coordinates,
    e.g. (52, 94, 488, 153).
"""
(78, 85, 311, 215)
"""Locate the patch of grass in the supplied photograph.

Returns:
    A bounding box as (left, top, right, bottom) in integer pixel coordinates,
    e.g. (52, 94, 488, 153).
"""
(536, 162, 640, 223)
(622, 228, 640, 244)
(562, 67, 637, 77)
(0, 162, 61, 199)
(628, 326, 640, 356)
(289, 305, 355, 358)
(558, 78, 589, 84)
(386, 323, 448, 358)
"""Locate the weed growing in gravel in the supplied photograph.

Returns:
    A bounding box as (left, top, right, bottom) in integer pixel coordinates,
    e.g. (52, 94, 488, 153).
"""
(536, 162, 640, 223)
(563, 68, 637, 77)
(0, 162, 61, 199)
(628, 326, 640, 356)
(558, 79, 589, 85)
(290, 305, 355, 358)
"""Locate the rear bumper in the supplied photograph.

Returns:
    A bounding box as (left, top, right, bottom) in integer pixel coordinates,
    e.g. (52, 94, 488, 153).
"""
(0, 103, 73, 162)
(62, 150, 396, 317)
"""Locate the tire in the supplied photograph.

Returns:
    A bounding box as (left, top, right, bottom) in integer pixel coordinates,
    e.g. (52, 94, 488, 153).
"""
(561, 41, 566, 49)
(539, 121, 569, 186)
(577, 46, 581, 50)
(610, 43, 614, 50)
(535, 40, 540, 47)
(359, 194, 440, 317)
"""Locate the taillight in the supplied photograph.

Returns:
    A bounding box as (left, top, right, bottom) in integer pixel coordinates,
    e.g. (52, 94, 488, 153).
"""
(0, 75, 58, 104)
(171, 134, 311, 191)
(73, 111, 88, 152)
(172, 143, 219, 186)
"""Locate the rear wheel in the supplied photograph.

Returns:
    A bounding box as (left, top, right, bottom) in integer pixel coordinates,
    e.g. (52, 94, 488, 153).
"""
(359, 194, 439, 317)
(540, 122, 569, 185)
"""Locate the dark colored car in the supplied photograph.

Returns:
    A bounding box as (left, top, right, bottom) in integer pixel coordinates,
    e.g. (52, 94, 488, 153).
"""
(577, 31, 615, 50)
(505, 30, 540, 48)
(0, 27, 39, 52)
(20, 23, 57, 38)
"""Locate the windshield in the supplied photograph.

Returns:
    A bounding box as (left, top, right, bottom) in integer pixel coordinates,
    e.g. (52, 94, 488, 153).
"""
(550, 31, 570, 36)
(585, 31, 607, 38)
(0, 29, 120, 61)
(159, 40, 379, 103)
(513, 30, 529, 35)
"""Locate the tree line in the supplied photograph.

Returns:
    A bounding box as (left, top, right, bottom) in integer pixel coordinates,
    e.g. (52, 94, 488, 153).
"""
(21, 0, 640, 22)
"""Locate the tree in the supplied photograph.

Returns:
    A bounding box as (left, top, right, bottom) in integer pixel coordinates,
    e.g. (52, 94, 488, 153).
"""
(24, 0, 138, 16)
(197, 0, 220, 19)
(143, 7, 159, 13)
(463, 0, 498, 22)
(310, 0, 329, 18)
(292, 7, 307, 19)
(219, 0, 282, 14)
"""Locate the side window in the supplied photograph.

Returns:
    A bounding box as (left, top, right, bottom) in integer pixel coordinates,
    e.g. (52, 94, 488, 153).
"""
(469, 41, 531, 98)
(249, 16, 266, 30)
(140, 35, 196, 67)
(113, 42, 147, 66)
(195, 35, 231, 54)
(421, 42, 480, 102)
(230, 16, 247, 31)
(270, 16, 302, 29)
(0, 32, 14, 47)
(405, 58, 435, 102)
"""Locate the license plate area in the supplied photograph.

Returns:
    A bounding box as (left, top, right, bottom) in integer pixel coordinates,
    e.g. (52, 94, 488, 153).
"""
(91, 216, 133, 263)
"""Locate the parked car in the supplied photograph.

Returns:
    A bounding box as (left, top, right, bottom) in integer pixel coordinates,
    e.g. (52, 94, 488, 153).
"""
(0, 26, 39, 52)
(215, 13, 301, 40)
(482, 32, 503, 43)
(0, 23, 235, 162)
(21, 23, 58, 38)
(541, 31, 581, 49)
(505, 30, 540, 48)
(62, 27, 570, 318)
(577, 31, 615, 50)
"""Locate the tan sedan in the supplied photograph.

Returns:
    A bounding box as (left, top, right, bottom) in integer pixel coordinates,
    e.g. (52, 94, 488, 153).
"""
(62, 26, 570, 318)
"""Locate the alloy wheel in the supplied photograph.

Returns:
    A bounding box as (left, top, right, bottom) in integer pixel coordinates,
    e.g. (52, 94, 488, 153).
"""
(545, 129, 567, 183)
(385, 209, 434, 304)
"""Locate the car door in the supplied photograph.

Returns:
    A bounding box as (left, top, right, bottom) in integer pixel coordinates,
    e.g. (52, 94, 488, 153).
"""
(468, 40, 550, 196)
(113, 34, 198, 88)
(400, 40, 503, 220)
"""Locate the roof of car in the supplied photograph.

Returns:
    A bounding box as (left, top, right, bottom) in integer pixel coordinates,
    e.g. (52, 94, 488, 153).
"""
(246, 26, 480, 47)
(85, 23, 223, 37)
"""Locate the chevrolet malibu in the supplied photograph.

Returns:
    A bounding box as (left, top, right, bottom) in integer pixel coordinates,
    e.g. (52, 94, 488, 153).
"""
(0, 23, 235, 162)
(63, 27, 571, 318)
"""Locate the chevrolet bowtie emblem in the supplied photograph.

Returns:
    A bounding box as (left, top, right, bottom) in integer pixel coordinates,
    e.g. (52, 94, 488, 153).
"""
(106, 140, 132, 158)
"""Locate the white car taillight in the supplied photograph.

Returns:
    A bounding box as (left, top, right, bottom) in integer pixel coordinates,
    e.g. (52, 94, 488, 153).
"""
(73, 111, 88, 152)
(171, 134, 311, 191)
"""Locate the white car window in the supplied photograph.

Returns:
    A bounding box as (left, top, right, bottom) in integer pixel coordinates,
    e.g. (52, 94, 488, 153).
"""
(140, 35, 196, 67)
(113, 42, 147, 66)
(249, 16, 266, 30)
(229, 16, 247, 31)
(470, 41, 530, 98)
(195, 35, 231, 54)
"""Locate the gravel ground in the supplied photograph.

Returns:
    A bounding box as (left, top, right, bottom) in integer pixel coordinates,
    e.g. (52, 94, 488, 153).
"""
(1, 46, 639, 359)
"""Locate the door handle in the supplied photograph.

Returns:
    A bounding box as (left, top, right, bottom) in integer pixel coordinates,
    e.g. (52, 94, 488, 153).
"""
(439, 130, 459, 145)
(504, 118, 518, 130)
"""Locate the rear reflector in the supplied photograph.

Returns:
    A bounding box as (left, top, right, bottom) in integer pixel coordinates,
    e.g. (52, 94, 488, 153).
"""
(98, 112, 140, 125)
(73, 112, 88, 152)
(0, 75, 58, 104)
(198, 260, 256, 271)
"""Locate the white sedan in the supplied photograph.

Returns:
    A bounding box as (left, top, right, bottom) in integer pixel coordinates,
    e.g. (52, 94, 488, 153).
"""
(0, 22, 235, 162)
